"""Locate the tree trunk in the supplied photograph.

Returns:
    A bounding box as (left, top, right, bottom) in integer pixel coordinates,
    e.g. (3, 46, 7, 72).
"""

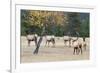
(33, 26, 45, 54)
(33, 36, 43, 54)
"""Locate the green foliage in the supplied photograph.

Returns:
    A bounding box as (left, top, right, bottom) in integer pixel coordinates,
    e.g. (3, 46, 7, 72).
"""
(79, 17, 90, 37)
(21, 10, 89, 37)
(67, 13, 81, 34)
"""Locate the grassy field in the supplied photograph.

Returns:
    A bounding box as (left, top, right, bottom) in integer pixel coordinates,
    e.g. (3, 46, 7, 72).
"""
(20, 36, 90, 63)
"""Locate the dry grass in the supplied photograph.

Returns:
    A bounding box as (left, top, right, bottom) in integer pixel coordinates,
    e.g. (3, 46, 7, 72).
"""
(20, 36, 90, 63)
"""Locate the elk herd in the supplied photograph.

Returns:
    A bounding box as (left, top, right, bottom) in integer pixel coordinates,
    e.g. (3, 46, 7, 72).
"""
(26, 34, 87, 55)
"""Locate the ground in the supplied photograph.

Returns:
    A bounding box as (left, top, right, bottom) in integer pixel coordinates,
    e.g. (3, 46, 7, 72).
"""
(20, 36, 90, 63)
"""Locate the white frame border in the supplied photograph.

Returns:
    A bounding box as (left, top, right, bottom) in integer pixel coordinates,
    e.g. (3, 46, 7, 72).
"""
(11, 2, 96, 73)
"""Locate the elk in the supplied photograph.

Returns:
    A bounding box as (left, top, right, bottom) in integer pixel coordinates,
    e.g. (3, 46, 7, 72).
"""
(26, 34, 38, 46)
(71, 37, 78, 45)
(73, 40, 83, 55)
(45, 35, 55, 47)
(63, 36, 71, 47)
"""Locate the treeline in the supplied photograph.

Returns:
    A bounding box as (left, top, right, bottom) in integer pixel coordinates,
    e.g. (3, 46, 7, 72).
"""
(21, 10, 89, 37)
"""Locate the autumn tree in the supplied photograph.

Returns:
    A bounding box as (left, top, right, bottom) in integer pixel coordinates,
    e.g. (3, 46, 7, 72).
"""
(21, 10, 67, 54)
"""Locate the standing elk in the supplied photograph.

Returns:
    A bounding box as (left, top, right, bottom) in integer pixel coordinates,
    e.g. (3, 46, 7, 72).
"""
(26, 34, 38, 46)
(45, 35, 55, 47)
(73, 40, 83, 55)
(73, 37, 87, 55)
(63, 36, 72, 47)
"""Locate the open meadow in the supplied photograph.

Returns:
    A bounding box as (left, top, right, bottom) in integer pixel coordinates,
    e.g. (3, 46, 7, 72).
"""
(20, 36, 90, 63)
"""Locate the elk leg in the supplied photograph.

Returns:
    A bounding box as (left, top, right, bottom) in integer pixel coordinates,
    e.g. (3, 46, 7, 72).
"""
(79, 45, 82, 54)
(64, 41, 67, 46)
(45, 40, 47, 46)
(28, 40, 30, 46)
(52, 40, 55, 47)
(73, 47, 76, 55)
(76, 49, 78, 55)
(84, 44, 86, 51)
(69, 40, 71, 47)
(48, 42, 49, 47)
(80, 48, 82, 54)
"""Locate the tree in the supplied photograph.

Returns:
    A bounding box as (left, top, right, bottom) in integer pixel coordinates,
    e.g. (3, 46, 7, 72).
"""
(66, 13, 81, 37)
(24, 10, 67, 54)
(80, 17, 89, 37)
(21, 10, 30, 35)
